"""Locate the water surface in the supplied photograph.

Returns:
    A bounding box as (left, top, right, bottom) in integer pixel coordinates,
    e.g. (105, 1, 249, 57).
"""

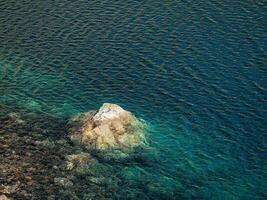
(0, 0, 266, 199)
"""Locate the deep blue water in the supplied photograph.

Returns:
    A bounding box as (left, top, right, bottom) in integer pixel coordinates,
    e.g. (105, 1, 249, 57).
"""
(0, 0, 266, 199)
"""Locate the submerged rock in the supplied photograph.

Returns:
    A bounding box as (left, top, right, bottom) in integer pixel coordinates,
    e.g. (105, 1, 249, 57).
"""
(34, 139, 56, 148)
(7, 112, 25, 124)
(54, 177, 73, 188)
(65, 152, 93, 170)
(0, 195, 11, 200)
(68, 103, 147, 155)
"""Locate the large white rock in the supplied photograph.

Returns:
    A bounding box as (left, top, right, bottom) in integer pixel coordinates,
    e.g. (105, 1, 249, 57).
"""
(69, 103, 147, 153)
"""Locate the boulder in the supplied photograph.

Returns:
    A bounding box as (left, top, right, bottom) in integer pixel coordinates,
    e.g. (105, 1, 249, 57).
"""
(68, 103, 147, 154)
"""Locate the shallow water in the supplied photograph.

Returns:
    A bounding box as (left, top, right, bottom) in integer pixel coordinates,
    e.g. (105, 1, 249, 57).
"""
(0, 0, 266, 199)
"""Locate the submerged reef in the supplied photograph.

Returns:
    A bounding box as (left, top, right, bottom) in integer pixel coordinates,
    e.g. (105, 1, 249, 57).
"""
(0, 102, 158, 199)
(0, 106, 72, 199)
(68, 103, 148, 159)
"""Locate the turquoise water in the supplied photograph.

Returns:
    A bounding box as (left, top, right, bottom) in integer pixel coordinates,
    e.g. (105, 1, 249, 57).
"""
(0, 0, 266, 199)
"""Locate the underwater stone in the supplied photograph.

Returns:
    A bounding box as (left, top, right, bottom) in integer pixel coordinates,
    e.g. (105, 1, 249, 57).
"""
(7, 112, 25, 124)
(56, 139, 69, 146)
(34, 139, 55, 148)
(68, 103, 147, 155)
(0, 183, 19, 194)
(54, 177, 73, 188)
(0, 195, 10, 200)
(65, 152, 92, 170)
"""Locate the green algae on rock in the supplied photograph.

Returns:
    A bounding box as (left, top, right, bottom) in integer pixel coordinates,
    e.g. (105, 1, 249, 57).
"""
(68, 103, 148, 157)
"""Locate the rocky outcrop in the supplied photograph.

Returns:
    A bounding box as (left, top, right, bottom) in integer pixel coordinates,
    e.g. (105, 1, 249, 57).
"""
(68, 103, 147, 154)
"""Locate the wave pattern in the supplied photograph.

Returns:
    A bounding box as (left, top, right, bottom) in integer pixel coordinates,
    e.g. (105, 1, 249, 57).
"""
(0, 0, 266, 199)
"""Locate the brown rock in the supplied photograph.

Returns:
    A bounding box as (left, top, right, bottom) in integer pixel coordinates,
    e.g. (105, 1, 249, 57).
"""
(25, 176, 32, 181)
(69, 103, 147, 153)
(65, 152, 92, 170)
(0, 195, 11, 200)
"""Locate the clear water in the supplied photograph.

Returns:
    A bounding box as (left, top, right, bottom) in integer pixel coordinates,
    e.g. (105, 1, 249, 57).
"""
(0, 0, 266, 199)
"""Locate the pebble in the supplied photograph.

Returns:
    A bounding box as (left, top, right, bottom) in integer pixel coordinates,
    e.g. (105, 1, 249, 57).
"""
(25, 176, 32, 181)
